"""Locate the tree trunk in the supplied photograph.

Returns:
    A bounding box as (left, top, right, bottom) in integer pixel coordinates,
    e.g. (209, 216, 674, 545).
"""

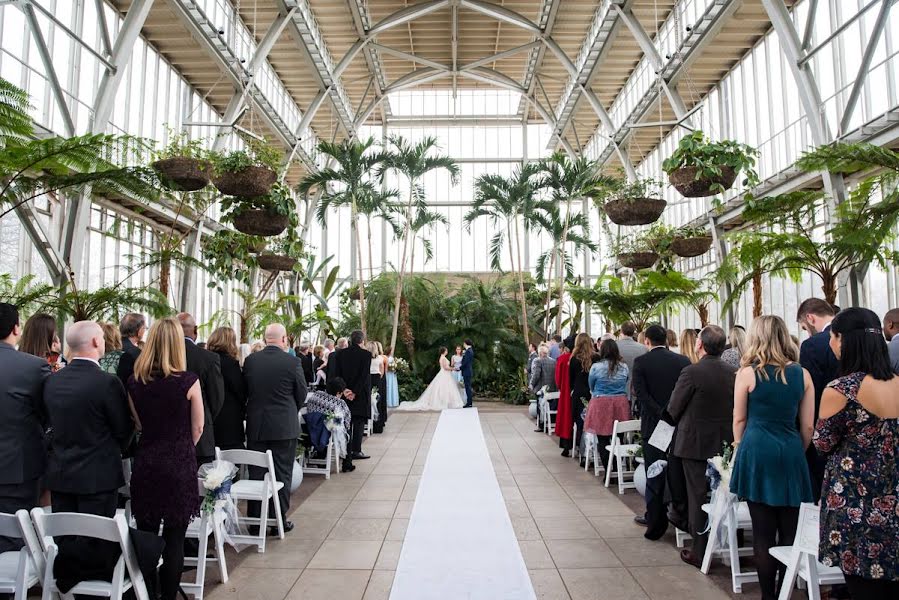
(822, 271, 838, 306)
(513, 218, 530, 349)
(400, 292, 414, 358)
(542, 246, 556, 339)
(366, 215, 374, 284)
(555, 198, 574, 334)
(239, 314, 248, 344)
(697, 304, 709, 328)
(752, 270, 763, 318)
(352, 205, 367, 336)
(389, 181, 416, 355)
(410, 234, 416, 274)
(159, 256, 170, 302)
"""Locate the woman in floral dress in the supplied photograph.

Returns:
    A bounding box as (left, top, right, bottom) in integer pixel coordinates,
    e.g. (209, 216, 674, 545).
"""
(813, 307, 899, 600)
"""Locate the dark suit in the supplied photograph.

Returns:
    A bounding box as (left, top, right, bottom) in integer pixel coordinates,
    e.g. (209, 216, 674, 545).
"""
(0, 342, 50, 552)
(632, 347, 691, 539)
(42, 359, 132, 517)
(460, 347, 474, 407)
(298, 352, 314, 384)
(798, 326, 838, 500)
(666, 355, 736, 559)
(184, 339, 224, 464)
(213, 352, 246, 450)
(116, 337, 141, 387)
(332, 344, 373, 459)
(243, 345, 306, 517)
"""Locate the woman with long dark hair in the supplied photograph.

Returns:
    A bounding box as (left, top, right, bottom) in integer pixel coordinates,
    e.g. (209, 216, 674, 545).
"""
(206, 326, 246, 450)
(585, 339, 631, 469)
(813, 307, 899, 599)
(569, 333, 599, 463)
(19, 313, 64, 371)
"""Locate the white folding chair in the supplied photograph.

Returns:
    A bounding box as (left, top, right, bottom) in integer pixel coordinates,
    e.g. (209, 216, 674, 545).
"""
(571, 423, 580, 459)
(183, 481, 229, 598)
(303, 435, 340, 479)
(0, 510, 45, 600)
(30, 509, 149, 600)
(215, 447, 284, 553)
(541, 391, 560, 435)
(603, 419, 641, 493)
(770, 503, 845, 600)
(676, 528, 692, 548)
(700, 500, 758, 593)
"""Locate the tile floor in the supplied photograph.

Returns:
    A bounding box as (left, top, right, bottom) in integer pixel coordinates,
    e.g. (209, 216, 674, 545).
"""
(202, 405, 772, 600)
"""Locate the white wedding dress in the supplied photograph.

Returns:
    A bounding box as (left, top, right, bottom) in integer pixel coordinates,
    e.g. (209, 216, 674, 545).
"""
(394, 355, 465, 411)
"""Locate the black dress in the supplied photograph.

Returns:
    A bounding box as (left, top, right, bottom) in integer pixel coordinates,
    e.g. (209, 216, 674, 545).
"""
(213, 352, 247, 450)
(569, 353, 599, 450)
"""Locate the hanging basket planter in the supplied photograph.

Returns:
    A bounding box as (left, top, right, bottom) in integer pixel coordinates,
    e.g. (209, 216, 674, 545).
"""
(213, 166, 277, 197)
(231, 209, 289, 237)
(151, 158, 213, 191)
(602, 197, 667, 226)
(668, 166, 737, 198)
(256, 253, 297, 272)
(671, 236, 713, 258)
(617, 252, 659, 270)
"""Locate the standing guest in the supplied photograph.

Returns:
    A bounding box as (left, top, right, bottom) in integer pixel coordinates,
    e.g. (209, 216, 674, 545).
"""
(305, 378, 354, 468)
(679, 329, 700, 364)
(250, 341, 265, 354)
(666, 325, 736, 568)
(814, 307, 899, 599)
(176, 312, 224, 466)
(631, 324, 691, 539)
(116, 313, 146, 385)
(796, 297, 838, 500)
(526, 343, 538, 379)
(385, 347, 400, 408)
(19, 313, 64, 371)
(43, 321, 132, 517)
(206, 327, 247, 451)
(586, 339, 630, 469)
(883, 308, 899, 373)
(98, 322, 124, 374)
(332, 330, 373, 469)
(321, 338, 335, 362)
(242, 324, 306, 534)
(126, 318, 204, 600)
(529, 344, 557, 432)
(548, 334, 562, 360)
(617, 322, 648, 401)
(555, 338, 574, 456)
(666, 329, 679, 351)
(369, 341, 387, 433)
(326, 337, 350, 379)
(297, 341, 314, 384)
(569, 333, 600, 464)
(720, 325, 747, 369)
(0, 303, 50, 552)
(312, 345, 327, 389)
(336, 337, 349, 350)
(730, 316, 815, 600)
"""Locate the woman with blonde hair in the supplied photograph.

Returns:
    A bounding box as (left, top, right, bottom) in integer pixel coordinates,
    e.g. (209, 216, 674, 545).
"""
(569, 332, 599, 462)
(206, 326, 246, 450)
(98, 322, 124, 374)
(729, 315, 814, 600)
(126, 317, 204, 600)
(368, 341, 387, 432)
(721, 325, 747, 368)
(679, 328, 699, 363)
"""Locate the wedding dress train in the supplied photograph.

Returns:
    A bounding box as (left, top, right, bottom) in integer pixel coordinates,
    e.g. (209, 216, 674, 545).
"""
(394, 355, 465, 411)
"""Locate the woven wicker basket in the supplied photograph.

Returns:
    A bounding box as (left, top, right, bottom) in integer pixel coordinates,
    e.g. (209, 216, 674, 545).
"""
(152, 158, 212, 192)
(618, 252, 659, 270)
(232, 209, 289, 237)
(213, 166, 277, 197)
(602, 197, 667, 226)
(256, 254, 297, 272)
(668, 166, 737, 198)
(671, 236, 713, 257)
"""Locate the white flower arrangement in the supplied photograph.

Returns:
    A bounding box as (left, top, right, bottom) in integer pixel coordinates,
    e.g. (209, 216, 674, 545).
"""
(199, 460, 237, 514)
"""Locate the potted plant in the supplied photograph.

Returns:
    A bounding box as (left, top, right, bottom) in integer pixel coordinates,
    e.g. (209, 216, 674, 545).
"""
(201, 230, 266, 288)
(662, 131, 759, 198)
(212, 137, 281, 197)
(612, 232, 660, 270)
(151, 127, 213, 191)
(221, 181, 295, 237)
(670, 224, 713, 257)
(596, 176, 667, 225)
(256, 233, 305, 272)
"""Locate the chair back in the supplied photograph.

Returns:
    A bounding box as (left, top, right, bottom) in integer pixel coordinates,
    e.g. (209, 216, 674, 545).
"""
(15, 510, 47, 578)
(793, 503, 821, 557)
(543, 391, 560, 401)
(215, 448, 275, 473)
(611, 418, 641, 436)
(0, 512, 19, 537)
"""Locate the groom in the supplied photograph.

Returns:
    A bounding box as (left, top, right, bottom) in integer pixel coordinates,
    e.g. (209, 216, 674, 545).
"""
(460, 339, 474, 408)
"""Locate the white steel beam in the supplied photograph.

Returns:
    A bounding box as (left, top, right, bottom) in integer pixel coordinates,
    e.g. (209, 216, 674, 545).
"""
(371, 43, 451, 72)
(346, 0, 391, 123)
(460, 41, 542, 71)
(368, 0, 450, 37)
(516, 0, 561, 117)
(459, 0, 540, 35)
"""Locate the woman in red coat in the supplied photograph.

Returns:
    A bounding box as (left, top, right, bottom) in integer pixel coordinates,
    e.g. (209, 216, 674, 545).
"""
(555, 342, 573, 456)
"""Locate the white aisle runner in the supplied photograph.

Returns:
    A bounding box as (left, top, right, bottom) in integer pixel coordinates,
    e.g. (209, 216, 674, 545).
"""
(390, 409, 536, 600)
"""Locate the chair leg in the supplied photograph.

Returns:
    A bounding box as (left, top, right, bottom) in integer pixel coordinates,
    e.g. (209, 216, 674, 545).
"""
(213, 516, 229, 583)
(604, 441, 616, 487)
(271, 488, 285, 540)
(617, 453, 626, 494)
(258, 492, 269, 553)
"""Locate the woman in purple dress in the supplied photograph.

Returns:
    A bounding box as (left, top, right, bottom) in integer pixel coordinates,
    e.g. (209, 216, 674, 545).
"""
(127, 317, 204, 600)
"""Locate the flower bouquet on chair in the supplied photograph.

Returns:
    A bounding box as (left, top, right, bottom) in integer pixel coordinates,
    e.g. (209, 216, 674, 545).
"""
(324, 410, 349, 458)
(701, 443, 737, 559)
(198, 460, 250, 551)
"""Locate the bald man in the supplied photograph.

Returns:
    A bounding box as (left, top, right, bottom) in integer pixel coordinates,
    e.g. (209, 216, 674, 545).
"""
(884, 308, 899, 374)
(177, 312, 224, 465)
(42, 321, 132, 517)
(242, 323, 307, 534)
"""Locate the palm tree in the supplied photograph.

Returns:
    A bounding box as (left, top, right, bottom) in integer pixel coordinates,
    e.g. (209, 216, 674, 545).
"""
(464, 163, 543, 349)
(382, 135, 459, 355)
(0, 273, 55, 315)
(298, 137, 389, 336)
(407, 207, 449, 272)
(537, 152, 614, 334)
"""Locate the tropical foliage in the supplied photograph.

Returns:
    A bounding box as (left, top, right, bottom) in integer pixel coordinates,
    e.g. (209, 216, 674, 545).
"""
(661, 130, 759, 192)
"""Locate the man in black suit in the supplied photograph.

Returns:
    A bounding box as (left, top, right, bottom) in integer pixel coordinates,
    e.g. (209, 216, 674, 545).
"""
(296, 341, 314, 384)
(460, 339, 474, 408)
(243, 323, 307, 533)
(796, 298, 838, 500)
(631, 324, 691, 540)
(332, 330, 372, 468)
(0, 303, 50, 552)
(177, 312, 224, 466)
(115, 312, 145, 386)
(42, 321, 132, 517)
(665, 325, 736, 568)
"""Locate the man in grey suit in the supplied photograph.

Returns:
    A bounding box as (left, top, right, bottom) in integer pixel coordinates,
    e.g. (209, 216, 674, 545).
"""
(665, 325, 736, 567)
(0, 303, 50, 552)
(243, 323, 307, 534)
(617, 322, 648, 402)
(529, 343, 557, 432)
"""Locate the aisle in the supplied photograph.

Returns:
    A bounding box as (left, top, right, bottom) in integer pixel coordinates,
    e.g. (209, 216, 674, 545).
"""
(390, 408, 536, 600)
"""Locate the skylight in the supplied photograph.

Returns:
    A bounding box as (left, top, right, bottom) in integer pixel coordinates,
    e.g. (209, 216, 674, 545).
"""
(387, 89, 522, 117)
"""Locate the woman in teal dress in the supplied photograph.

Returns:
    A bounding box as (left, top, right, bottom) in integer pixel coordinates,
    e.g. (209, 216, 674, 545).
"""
(385, 348, 400, 408)
(730, 315, 815, 600)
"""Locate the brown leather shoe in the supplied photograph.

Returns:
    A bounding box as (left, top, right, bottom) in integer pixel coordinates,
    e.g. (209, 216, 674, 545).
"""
(679, 549, 701, 569)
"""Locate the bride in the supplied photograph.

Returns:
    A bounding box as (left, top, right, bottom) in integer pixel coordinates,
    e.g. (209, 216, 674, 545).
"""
(394, 347, 465, 411)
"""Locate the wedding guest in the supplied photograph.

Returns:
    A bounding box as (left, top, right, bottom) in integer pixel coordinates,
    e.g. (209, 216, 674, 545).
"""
(243, 324, 306, 534)
(529, 343, 557, 432)
(43, 321, 132, 517)
(306, 377, 353, 468)
(666, 329, 679, 350)
(250, 341, 265, 353)
(631, 324, 691, 539)
(369, 341, 387, 433)
(526, 343, 538, 379)
(385, 347, 400, 408)
(666, 325, 736, 568)
(814, 307, 899, 599)
(0, 303, 50, 553)
(720, 325, 747, 369)
(570, 333, 599, 463)
(617, 322, 647, 400)
(679, 328, 699, 364)
(730, 316, 814, 600)
(98, 322, 124, 374)
(20, 312, 64, 371)
(177, 312, 224, 466)
(555, 337, 574, 456)
(336, 337, 349, 350)
(206, 326, 247, 451)
(322, 338, 335, 361)
(796, 297, 838, 500)
(586, 339, 630, 469)
(116, 312, 145, 385)
(238, 343, 252, 366)
(332, 330, 373, 468)
(127, 317, 204, 600)
(548, 334, 562, 359)
(312, 344, 327, 389)
(883, 307, 899, 373)
(297, 340, 314, 383)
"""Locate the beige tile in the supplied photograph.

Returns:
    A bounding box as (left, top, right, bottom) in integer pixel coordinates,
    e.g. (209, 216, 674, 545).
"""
(374, 540, 403, 570)
(393, 500, 414, 518)
(343, 500, 398, 519)
(510, 516, 543, 540)
(630, 565, 732, 599)
(505, 498, 533, 518)
(307, 540, 383, 570)
(287, 515, 339, 540)
(608, 537, 684, 567)
(363, 570, 396, 600)
(206, 567, 301, 600)
(385, 518, 409, 541)
(518, 540, 556, 569)
(588, 516, 648, 539)
(240, 537, 320, 570)
(558, 568, 649, 600)
(327, 518, 391, 541)
(519, 485, 570, 502)
(576, 498, 636, 517)
(526, 500, 583, 519)
(285, 569, 371, 600)
(535, 516, 600, 540)
(528, 569, 571, 600)
(355, 486, 404, 502)
(296, 499, 352, 517)
(565, 484, 611, 499)
(544, 538, 623, 569)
